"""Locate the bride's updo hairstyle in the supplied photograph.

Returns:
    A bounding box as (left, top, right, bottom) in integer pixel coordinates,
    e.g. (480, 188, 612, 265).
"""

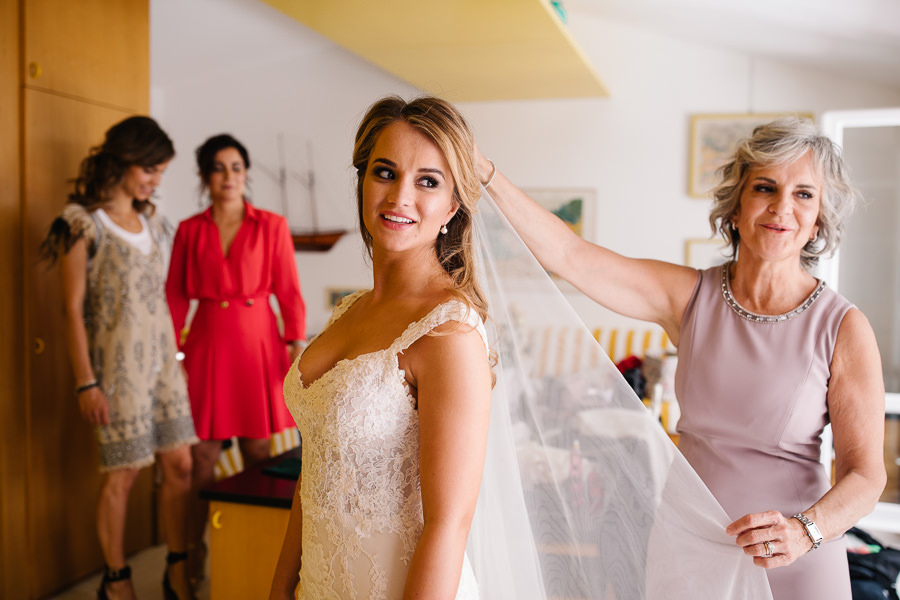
(353, 95, 487, 321)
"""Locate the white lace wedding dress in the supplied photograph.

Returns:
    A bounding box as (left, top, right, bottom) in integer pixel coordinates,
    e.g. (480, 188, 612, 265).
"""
(283, 291, 484, 600)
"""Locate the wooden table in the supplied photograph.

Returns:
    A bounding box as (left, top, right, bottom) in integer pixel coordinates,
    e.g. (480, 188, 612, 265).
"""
(200, 448, 299, 600)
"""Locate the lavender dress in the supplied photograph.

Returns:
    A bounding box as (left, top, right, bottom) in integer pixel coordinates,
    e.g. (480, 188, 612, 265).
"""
(675, 264, 853, 600)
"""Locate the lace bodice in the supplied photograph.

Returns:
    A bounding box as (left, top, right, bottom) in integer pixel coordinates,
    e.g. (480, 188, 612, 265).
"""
(284, 292, 486, 599)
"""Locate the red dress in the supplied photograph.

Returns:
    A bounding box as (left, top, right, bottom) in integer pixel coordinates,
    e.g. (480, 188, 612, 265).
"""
(166, 202, 306, 440)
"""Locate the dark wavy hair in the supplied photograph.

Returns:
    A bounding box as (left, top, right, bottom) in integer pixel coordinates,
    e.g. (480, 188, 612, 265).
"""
(195, 133, 251, 195)
(68, 115, 174, 213)
(40, 116, 174, 263)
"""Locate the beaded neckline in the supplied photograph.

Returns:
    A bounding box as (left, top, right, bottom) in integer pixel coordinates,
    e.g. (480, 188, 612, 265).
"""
(720, 262, 826, 324)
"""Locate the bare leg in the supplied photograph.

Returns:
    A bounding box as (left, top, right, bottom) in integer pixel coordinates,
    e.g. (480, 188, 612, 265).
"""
(158, 445, 194, 599)
(238, 437, 271, 470)
(97, 468, 140, 600)
(188, 440, 222, 583)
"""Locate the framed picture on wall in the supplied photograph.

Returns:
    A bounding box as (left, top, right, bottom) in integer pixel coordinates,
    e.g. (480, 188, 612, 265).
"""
(523, 188, 596, 241)
(326, 287, 356, 309)
(515, 189, 596, 292)
(684, 238, 729, 270)
(688, 113, 814, 198)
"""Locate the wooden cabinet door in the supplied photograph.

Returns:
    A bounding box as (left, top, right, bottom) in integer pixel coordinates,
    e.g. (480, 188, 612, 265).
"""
(23, 0, 149, 112)
(23, 89, 156, 598)
(208, 501, 290, 599)
(0, 0, 28, 596)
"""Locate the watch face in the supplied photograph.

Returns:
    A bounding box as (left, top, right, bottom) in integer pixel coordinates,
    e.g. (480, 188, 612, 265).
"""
(793, 514, 824, 546)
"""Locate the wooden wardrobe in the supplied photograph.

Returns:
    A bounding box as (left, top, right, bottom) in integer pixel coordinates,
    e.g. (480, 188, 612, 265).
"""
(1, 1, 160, 597)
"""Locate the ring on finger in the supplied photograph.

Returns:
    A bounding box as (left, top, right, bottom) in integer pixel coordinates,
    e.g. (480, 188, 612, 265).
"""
(762, 540, 773, 558)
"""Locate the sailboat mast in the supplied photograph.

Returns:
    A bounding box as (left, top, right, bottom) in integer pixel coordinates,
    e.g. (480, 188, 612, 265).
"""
(307, 139, 319, 231)
(278, 133, 288, 222)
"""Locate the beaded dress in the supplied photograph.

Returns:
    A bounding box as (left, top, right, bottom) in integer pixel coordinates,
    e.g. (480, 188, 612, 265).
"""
(54, 204, 197, 471)
(675, 263, 854, 599)
(283, 292, 484, 599)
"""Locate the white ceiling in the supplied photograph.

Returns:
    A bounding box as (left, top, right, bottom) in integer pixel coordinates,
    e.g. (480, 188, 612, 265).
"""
(569, 0, 900, 90)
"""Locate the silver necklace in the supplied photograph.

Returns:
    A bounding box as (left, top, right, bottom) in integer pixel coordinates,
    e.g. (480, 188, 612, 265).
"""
(720, 262, 825, 324)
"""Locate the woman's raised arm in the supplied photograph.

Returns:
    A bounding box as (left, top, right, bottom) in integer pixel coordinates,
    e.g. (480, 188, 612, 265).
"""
(475, 148, 698, 342)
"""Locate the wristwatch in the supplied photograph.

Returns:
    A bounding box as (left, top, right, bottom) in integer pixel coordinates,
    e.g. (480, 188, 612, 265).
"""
(791, 513, 823, 551)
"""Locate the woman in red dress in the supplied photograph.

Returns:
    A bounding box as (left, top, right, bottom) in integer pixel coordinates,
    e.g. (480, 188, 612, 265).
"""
(166, 134, 306, 579)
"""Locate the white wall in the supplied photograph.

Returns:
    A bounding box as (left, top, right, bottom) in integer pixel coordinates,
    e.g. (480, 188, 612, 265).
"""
(151, 0, 900, 335)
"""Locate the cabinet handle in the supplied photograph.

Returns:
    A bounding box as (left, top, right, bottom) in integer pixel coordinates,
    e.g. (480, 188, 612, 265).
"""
(34, 337, 45, 355)
(211, 510, 223, 530)
(28, 62, 42, 79)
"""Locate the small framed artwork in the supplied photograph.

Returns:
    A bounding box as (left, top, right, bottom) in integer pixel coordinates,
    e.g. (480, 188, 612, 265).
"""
(523, 188, 596, 241)
(517, 189, 596, 292)
(688, 113, 814, 198)
(684, 238, 729, 270)
(326, 287, 356, 309)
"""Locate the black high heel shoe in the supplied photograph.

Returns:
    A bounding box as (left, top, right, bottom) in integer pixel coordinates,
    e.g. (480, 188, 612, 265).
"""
(163, 551, 190, 600)
(97, 564, 131, 600)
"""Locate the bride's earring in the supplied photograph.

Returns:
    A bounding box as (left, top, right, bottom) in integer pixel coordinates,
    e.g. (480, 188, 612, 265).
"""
(440, 224, 448, 235)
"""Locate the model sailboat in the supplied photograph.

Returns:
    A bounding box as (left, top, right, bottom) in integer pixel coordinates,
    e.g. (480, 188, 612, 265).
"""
(262, 135, 346, 252)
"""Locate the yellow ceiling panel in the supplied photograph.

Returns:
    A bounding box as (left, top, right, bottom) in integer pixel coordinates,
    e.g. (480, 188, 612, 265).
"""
(261, 0, 609, 101)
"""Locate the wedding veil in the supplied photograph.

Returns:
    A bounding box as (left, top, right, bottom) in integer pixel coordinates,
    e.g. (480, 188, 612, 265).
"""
(466, 191, 773, 599)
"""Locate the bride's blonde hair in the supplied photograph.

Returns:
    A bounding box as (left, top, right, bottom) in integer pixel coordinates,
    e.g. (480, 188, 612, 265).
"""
(353, 95, 488, 323)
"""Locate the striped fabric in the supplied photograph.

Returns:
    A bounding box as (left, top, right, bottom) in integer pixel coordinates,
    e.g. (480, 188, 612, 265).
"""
(526, 326, 674, 378)
(213, 427, 301, 480)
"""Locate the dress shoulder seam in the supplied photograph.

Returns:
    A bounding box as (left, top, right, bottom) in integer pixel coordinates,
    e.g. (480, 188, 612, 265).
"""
(393, 300, 486, 355)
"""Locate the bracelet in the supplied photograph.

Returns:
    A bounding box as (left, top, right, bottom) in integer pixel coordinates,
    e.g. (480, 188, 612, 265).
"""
(74, 380, 99, 395)
(482, 158, 496, 188)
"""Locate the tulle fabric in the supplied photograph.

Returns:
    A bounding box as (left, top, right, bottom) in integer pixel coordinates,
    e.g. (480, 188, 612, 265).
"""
(466, 191, 772, 599)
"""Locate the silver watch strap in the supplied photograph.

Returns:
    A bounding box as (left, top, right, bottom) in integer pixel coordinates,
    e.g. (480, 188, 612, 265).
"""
(791, 513, 823, 551)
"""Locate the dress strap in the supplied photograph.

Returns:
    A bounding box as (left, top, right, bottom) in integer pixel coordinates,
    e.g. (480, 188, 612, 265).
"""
(60, 203, 101, 247)
(391, 299, 489, 357)
(145, 213, 173, 249)
(86, 209, 104, 259)
(321, 290, 368, 333)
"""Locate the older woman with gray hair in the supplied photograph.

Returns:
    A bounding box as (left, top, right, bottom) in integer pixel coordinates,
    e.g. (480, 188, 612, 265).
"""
(476, 117, 886, 599)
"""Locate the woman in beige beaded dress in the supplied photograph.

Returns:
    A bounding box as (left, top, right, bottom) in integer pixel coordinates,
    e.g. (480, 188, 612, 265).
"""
(41, 116, 198, 600)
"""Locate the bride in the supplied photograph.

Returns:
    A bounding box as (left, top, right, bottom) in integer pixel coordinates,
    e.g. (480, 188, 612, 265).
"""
(269, 95, 492, 599)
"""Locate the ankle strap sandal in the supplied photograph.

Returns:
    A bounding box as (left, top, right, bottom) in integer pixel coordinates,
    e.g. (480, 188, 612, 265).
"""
(163, 551, 194, 600)
(97, 565, 131, 600)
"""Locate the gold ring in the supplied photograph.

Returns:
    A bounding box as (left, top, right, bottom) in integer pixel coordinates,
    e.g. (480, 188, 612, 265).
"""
(763, 540, 773, 557)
